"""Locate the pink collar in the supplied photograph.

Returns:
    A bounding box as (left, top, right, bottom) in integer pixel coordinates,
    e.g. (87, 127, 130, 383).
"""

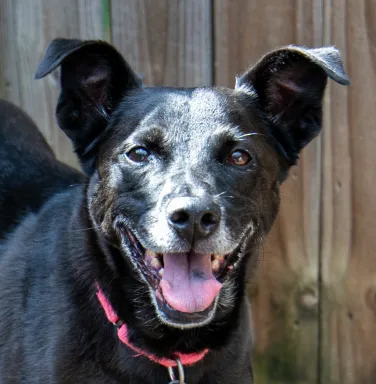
(96, 287, 209, 368)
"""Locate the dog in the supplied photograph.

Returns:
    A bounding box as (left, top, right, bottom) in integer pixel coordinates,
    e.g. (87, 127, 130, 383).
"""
(0, 38, 349, 383)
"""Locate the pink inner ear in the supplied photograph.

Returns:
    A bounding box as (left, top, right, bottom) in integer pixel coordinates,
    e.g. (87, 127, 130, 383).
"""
(266, 65, 310, 116)
(84, 67, 109, 86)
(82, 67, 111, 106)
(275, 78, 305, 94)
(266, 79, 298, 116)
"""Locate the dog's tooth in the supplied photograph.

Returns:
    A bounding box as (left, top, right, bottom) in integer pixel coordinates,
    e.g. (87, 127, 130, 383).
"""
(145, 250, 157, 259)
(211, 259, 220, 273)
(158, 268, 164, 277)
(150, 257, 162, 270)
(213, 254, 225, 263)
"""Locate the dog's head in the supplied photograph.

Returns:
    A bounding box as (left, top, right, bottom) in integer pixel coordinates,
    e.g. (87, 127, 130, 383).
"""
(36, 39, 349, 329)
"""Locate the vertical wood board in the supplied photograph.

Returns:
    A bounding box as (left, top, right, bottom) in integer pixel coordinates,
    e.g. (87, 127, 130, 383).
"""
(320, 0, 376, 383)
(111, 0, 212, 87)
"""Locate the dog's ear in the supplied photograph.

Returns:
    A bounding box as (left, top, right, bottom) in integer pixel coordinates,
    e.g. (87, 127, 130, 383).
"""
(236, 45, 350, 171)
(36, 38, 141, 174)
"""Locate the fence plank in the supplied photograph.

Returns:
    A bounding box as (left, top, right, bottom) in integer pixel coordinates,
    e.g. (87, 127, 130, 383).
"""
(0, 0, 109, 168)
(320, 1, 376, 383)
(214, 1, 324, 383)
(0, 2, 21, 104)
(111, 0, 212, 87)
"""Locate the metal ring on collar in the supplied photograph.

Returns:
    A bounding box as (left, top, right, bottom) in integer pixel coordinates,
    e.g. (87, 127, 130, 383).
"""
(167, 357, 185, 384)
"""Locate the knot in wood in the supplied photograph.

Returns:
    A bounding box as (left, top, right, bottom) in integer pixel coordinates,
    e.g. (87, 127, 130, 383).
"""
(298, 286, 318, 313)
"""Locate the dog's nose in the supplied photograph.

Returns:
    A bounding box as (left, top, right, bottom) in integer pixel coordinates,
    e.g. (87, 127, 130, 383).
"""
(167, 197, 221, 240)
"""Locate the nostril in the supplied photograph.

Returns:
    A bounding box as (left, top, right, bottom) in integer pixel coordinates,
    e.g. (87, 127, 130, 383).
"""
(167, 197, 220, 238)
(169, 209, 190, 225)
(197, 201, 221, 236)
(201, 212, 218, 228)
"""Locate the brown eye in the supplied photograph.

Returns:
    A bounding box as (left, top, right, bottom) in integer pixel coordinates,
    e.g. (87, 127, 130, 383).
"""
(228, 150, 251, 166)
(126, 147, 150, 163)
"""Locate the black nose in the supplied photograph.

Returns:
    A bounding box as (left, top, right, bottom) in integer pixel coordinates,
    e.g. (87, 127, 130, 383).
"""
(167, 197, 221, 240)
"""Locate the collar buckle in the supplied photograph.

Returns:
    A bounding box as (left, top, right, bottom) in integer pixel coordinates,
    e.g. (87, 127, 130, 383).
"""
(112, 319, 124, 328)
(168, 356, 186, 384)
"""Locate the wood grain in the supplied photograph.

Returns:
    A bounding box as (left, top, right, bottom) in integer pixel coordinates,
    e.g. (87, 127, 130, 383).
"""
(0, 0, 108, 168)
(111, 0, 212, 87)
(320, 0, 376, 383)
(214, 1, 324, 383)
(0, 1, 21, 104)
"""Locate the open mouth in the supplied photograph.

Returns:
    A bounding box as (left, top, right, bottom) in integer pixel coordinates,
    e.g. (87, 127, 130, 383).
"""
(122, 229, 238, 318)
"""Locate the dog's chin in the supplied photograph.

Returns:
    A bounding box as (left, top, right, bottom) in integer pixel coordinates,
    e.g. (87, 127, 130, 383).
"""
(116, 225, 244, 329)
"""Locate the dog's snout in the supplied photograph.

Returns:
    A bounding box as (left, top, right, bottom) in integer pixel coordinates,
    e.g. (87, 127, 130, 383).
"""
(167, 197, 221, 240)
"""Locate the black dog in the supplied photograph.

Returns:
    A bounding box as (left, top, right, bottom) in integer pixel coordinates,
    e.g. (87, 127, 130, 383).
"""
(0, 39, 349, 383)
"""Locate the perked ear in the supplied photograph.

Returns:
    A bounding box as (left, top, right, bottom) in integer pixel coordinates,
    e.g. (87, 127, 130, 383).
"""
(236, 45, 350, 167)
(36, 38, 142, 174)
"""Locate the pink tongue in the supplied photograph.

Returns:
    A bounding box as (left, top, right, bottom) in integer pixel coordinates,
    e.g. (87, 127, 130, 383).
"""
(160, 253, 222, 313)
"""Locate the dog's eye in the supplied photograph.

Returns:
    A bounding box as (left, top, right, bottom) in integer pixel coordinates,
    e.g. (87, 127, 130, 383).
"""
(126, 147, 150, 163)
(228, 150, 251, 166)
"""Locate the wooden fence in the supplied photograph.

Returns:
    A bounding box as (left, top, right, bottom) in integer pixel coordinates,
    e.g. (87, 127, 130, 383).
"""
(1, 1, 375, 383)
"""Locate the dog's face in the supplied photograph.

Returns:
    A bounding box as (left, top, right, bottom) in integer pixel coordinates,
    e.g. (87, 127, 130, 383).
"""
(91, 88, 282, 328)
(36, 39, 349, 329)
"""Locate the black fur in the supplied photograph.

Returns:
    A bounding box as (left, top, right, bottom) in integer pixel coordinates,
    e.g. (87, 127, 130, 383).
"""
(0, 39, 349, 383)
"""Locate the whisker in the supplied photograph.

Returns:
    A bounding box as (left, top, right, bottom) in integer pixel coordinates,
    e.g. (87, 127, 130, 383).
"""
(70, 225, 101, 232)
(236, 132, 267, 140)
(214, 191, 234, 200)
(214, 191, 226, 198)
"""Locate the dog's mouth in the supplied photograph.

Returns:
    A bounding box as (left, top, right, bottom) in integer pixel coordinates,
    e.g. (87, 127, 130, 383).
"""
(122, 229, 238, 322)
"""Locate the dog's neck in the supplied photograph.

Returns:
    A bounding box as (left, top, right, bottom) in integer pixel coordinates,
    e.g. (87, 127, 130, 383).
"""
(96, 286, 209, 368)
